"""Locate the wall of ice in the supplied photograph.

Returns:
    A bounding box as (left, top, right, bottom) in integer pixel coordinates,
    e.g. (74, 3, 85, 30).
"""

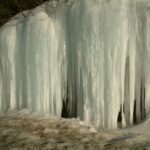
(0, 0, 150, 129)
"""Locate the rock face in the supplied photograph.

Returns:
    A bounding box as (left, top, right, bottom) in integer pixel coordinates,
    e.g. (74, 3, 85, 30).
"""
(0, 0, 150, 129)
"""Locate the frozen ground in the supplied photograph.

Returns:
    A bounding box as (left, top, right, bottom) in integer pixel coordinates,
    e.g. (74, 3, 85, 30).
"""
(0, 110, 150, 150)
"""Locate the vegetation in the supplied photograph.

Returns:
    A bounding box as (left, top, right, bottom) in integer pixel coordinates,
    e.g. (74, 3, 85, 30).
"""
(0, 0, 48, 26)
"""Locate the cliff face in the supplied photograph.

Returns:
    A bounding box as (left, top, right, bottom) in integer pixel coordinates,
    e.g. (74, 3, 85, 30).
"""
(0, 0, 150, 129)
(0, 0, 48, 26)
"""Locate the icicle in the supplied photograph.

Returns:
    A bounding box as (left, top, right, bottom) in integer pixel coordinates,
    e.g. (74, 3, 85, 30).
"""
(0, 0, 150, 129)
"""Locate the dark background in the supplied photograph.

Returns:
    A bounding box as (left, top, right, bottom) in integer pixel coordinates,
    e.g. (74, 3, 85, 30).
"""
(0, 0, 48, 26)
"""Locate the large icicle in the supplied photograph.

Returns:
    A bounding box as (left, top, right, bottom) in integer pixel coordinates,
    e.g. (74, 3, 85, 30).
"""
(0, 1, 67, 116)
(0, 0, 150, 129)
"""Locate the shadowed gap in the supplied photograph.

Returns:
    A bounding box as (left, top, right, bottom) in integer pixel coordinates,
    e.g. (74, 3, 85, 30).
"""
(61, 82, 78, 118)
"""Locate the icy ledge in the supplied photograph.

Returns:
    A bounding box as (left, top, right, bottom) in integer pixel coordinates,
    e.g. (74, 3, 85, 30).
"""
(0, 0, 150, 129)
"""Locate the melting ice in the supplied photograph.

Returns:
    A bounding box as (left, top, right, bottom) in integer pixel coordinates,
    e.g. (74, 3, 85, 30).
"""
(0, 0, 150, 129)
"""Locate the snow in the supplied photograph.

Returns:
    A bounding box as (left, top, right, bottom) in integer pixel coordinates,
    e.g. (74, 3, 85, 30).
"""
(0, 111, 150, 149)
(0, 0, 150, 129)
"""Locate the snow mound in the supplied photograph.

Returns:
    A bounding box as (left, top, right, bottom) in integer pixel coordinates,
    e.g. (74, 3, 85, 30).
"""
(0, 112, 150, 150)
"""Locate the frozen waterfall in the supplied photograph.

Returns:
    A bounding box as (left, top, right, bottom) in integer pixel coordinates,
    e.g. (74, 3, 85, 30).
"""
(0, 0, 150, 129)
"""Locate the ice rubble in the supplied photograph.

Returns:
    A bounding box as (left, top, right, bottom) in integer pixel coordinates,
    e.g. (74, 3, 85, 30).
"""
(0, 0, 150, 129)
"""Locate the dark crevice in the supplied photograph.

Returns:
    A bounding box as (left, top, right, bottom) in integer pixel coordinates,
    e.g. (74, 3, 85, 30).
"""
(61, 81, 78, 118)
(61, 84, 69, 118)
(140, 86, 146, 120)
(133, 99, 137, 124)
(133, 84, 146, 125)
(117, 106, 122, 128)
(61, 97, 69, 118)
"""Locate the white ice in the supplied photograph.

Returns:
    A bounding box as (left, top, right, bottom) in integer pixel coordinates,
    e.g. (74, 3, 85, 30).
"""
(0, 0, 150, 129)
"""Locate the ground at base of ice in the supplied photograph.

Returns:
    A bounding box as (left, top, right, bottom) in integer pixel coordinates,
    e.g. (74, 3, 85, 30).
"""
(0, 110, 150, 150)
